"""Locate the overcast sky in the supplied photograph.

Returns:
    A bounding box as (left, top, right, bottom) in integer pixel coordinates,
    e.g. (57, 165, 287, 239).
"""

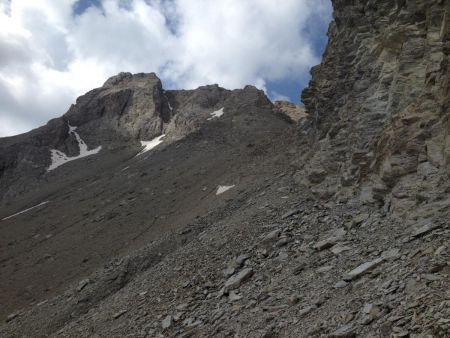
(0, 0, 332, 137)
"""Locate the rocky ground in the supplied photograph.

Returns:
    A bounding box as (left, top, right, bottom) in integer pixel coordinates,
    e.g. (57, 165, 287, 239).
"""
(1, 162, 448, 337)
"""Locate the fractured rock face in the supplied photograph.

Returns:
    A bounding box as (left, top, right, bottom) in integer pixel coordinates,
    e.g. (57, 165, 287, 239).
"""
(300, 0, 450, 216)
(64, 72, 170, 145)
(273, 101, 307, 122)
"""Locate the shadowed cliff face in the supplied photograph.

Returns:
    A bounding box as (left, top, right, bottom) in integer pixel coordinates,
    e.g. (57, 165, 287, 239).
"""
(300, 0, 450, 217)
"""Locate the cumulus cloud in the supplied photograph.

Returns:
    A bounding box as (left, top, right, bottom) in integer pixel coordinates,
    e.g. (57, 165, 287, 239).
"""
(0, 0, 331, 137)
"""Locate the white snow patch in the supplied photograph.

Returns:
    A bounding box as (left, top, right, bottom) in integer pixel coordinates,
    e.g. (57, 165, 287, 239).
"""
(137, 134, 165, 156)
(47, 124, 102, 171)
(216, 185, 235, 195)
(208, 107, 225, 120)
(2, 201, 49, 221)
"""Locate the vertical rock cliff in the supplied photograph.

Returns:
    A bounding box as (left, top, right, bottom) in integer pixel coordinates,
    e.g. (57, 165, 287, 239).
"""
(301, 0, 450, 218)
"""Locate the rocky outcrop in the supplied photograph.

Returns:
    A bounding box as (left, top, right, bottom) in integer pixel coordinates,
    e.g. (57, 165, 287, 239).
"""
(64, 72, 170, 145)
(300, 0, 450, 217)
(273, 100, 308, 122)
(0, 73, 274, 202)
(165, 84, 272, 141)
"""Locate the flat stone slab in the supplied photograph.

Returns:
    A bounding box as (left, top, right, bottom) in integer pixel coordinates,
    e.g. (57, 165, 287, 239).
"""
(328, 324, 356, 338)
(313, 237, 338, 251)
(281, 208, 300, 219)
(224, 268, 254, 292)
(343, 257, 384, 281)
(411, 220, 440, 238)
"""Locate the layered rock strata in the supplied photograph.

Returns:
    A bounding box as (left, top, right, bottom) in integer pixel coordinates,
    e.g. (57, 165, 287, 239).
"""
(300, 0, 450, 217)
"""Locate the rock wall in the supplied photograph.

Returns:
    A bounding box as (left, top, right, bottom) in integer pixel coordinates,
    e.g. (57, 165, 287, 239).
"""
(64, 72, 170, 145)
(300, 0, 450, 217)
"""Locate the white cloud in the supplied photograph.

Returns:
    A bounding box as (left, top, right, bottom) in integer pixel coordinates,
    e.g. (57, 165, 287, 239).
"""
(0, 0, 331, 137)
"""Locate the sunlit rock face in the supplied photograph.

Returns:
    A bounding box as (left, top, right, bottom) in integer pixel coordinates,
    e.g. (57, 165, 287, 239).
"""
(300, 0, 450, 215)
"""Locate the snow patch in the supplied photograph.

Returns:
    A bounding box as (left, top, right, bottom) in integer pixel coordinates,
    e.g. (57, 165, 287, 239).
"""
(208, 107, 225, 120)
(47, 124, 102, 171)
(2, 201, 49, 221)
(216, 185, 235, 195)
(137, 134, 165, 156)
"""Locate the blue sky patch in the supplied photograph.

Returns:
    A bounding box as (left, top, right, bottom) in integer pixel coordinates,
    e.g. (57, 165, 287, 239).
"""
(73, 0, 103, 16)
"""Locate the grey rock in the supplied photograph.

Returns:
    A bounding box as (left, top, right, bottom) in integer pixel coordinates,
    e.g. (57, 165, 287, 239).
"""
(328, 324, 356, 338)
(223, 266, 236, 278)
(281, 208, 300, 219)
(381, 248, 401, 260)
(316, 265, 333, 273)
(183, 318, 202, 328)
(298, 306, 315, 316)
(235, 254, 250, 267)
(331, 245, 351, 255)
(334, 281, 348, 289)
(161, 315, 173, 329)
(112, 309, 127, 319)
(228, 291, 243, 302)
(352, 213, 370, 227)
(293, 262, 307, 275)
(76, 279, 90, 292)
(261, 230, 281, 245)
(411, 220, 440, 238)
(273, 101, 307, 122)
(223, 268, 254, 293)
(274, 237, 292, 248)
(301, 0, 450, 213)
(343, 257, 384, 281)
(5, 313, 18, 323)
(313, 238, 338, 251)
(313, 228, 346, 251)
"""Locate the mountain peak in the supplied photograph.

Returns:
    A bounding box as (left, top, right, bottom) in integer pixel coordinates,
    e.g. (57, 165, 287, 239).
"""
(102, 72, 160, 88)
(0, 71, 281, 201)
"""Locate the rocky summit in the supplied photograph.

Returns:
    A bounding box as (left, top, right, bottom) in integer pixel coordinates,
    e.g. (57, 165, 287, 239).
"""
(0, 1, 449, 337)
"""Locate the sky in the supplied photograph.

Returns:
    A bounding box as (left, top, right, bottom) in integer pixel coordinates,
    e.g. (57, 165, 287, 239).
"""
(0, 0, 332, 137)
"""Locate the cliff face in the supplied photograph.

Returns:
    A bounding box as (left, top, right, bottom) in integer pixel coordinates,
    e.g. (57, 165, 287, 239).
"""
(301, 0, 450, 217)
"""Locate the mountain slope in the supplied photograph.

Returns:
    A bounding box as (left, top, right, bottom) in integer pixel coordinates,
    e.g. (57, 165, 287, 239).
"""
(1, 0, 449, 337)
(0, 75, 295, 325)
